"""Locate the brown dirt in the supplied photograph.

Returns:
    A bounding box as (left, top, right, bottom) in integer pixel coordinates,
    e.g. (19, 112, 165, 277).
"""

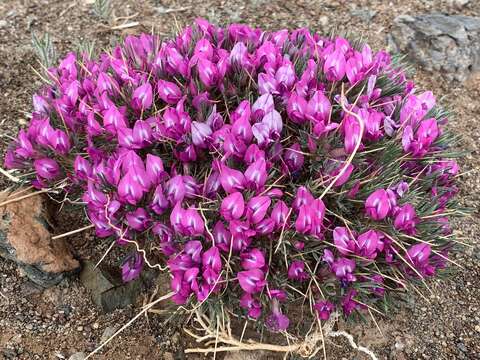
(0, 0, 479, 359)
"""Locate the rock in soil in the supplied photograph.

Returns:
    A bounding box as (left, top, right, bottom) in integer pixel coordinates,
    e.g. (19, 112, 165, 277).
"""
(68, 352, 86, 360)
(389, 13, 480, 81)
(0, 190, 80, 287)
(80, 260, 145, 313)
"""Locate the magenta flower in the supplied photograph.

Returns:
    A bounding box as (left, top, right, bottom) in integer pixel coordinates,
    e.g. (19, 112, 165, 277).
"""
(306, 91, 331, 122)
(202, 246, 222, 273)
(286, 93, 307, 124)
(246, 195, 271, 224)
(292, 186, 314, 210)
(394, 204, 418, 235)
(333, 227, 355, 255)
(365, 189, 391, 220)
(240, 248, 265, 270)
(121, 252, 144, 282)
(324, 48, 346, 81)
(265, 298, 289, 332)
(198, 58, 219, 88)
(191, 121, 212, 148)
(287, 260, 309, 281)
(238, 269, 266, 293)
(34, 158, 60, 180)
(284, 143, 305, 173)
(219, 163, 246, 193)
(244, 157, 267, 190)
(407, 243, 434, 276)
(332, 257, 356, 282)
(342, 289, 362, 316)
(212, 221, 232, 252)
(220, 191, 245, 220)
(343, 115, 362, 154)
(132, 82, 153, 110)
(74, 155, 92, 180)
(126, 208, 150, 231)
(314, 300, 334, 320)
(252, 93, 274, 121)
(240, 293, 262, 319)
(157, 80, 182, 104)
(356, 230, 383, 259)
(295, 204, 314, 234)
(271, 200, 291, 230)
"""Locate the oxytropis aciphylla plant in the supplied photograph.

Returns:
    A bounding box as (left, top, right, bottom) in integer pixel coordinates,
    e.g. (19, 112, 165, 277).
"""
(5, 19, 465, 334)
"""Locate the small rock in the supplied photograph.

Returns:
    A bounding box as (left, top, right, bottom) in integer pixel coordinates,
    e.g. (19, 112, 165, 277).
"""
(92, 322, 99, 329)
(0, 20, 7, 29)
(457, 342, 467, 353)
(389, 14, 480, 81)
(350, 9, 377, 22)
(80, 261, 145, 313)
(77, 326, 84, 332)
(0, 190, 80, 287)
(68, 352, 86, 360)
(319, 16, 329, 27)
(395, 341, 405, 351)
(448, 0, 470, 8)
(100, 325, 118, 343)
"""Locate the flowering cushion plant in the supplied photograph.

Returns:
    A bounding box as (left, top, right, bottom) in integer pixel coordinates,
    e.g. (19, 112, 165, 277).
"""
(5, 19, 463, 333)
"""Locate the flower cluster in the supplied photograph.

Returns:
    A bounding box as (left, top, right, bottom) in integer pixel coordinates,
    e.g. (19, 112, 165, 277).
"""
(4, 20, 461, 333)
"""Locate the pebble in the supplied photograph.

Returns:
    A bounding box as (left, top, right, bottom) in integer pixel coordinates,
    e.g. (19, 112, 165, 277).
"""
(68, 353, 86, 360)
(76, 326, 83, 332)
(0, 20, 7, 29)
(319, 16, 329, 27)
(92, 322, 99, 329)
(100, 326, 117, 343)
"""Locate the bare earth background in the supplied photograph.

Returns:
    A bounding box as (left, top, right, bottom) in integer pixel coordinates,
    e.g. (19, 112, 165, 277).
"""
(0, 1, 479, 359)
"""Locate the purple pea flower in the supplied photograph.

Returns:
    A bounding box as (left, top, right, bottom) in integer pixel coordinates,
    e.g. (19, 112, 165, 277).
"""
(202, 246, 222, 273)
(333, 227, 355, 255)
(286, 93, 307, 124)
(306, 91, 331, 122)
(121, 252, 144, 282)
(212, 221, 232, 252)
(323, 48, 346, 81)
(265, 298, 289, 332)
(34, 158, 60, 180)
(240, 293, 262, 319)
(244, 157, 267, 190)
(407, 243, 434, 276)
(126, 207, 150, 231)
(292, 186, 314, 210)
(394, 204, 418, 235)
(73, 155, 92, 180)
(132, 83, 153, 110)
(284, 143, 305, 173)
(198, 58, 219, 88)
(287, 260, 309, 281)
(365, 189, 391, 220)
(271, 200, 290, 230)
(220, 191, 245, 221)
(157, 80, 182, 104)
(240, 248, 265, 270)
(246, 195, 271, 224)
(314, 300, 335, 320)
(219, 163, 246, 193)
(332, 257, 356, 282)
(237, 269, 266, 294)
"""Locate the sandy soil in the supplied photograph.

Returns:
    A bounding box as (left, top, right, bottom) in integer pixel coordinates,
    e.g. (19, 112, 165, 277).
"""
(0, 1, 479, 359)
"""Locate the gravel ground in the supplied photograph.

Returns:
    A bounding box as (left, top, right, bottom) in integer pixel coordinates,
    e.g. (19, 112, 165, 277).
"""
(0, 1, 479, 359)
